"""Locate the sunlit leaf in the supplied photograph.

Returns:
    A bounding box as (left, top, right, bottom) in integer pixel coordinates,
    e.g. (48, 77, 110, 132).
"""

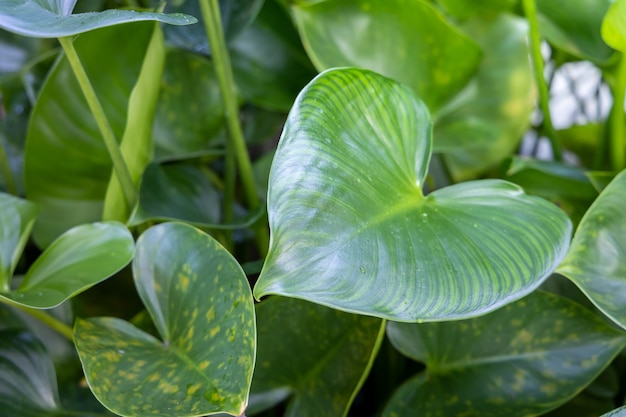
(75, 222, 255, 417)
(0, 0, 196, 38)
(557, 170, 626, 329)
(601, 0, 626, 53)
(248, 297, 383, 417)
(436, 0, 517, 19)
(254, 68, 572, 322)
(1, 221, 134, 309)
(384, 291, 626, 417)
(291, 0, 481, 112)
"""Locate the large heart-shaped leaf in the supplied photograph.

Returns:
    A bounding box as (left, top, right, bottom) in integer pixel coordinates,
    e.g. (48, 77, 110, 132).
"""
(383, 291, 626, 417)
(0, 0, 196, 38)
(557, 170, 626, 328)
(0, 192, 38, 291)
(291, 0, 481, 112)
(24, 22, 156, 247)
(253, 68, 572, 322)
(1, 221, 134, 308)
(248, 296, 383, 417)
(74, 222, 256, 417)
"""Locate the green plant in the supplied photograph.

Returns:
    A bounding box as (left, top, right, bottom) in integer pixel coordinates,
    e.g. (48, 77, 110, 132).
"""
(1, 0, 626, 416)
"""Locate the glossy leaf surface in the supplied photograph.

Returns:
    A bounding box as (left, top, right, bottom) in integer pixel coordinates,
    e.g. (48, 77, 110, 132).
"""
(384, 291, 626, 417)
(602, 0, 626, 52)
(254, 68, 572, 322)
(0, 192, 38, 291)
(75, 222, 255, 417)
(1, 221, 134, 308)
(557, 170, 626, 328)
(248, 297, 383, 417)
(24, 23, 154, 247)
(291, 0, 481, 112)
(0, 0, 196, 38)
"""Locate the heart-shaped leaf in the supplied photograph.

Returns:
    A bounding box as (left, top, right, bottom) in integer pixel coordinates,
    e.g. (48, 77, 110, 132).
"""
(1, 221, 134, 308)
(74, 222, 256, 417)
(0, 192, 38, 291)
(384, 291, 626, 417)
(601, 0, 626, 53)
(248, 297, 383, 417)
(557, 170, 626, 329)
(0, 0, 196, 38)
(291, 0, 481, 112)
(25, 22, 157, 247)
(254, 68, 572, 322)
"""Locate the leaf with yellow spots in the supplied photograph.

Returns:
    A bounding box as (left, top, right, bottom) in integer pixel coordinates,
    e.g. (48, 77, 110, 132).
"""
(247, 296, 384, 417)
(384, 291, 626, 417)
(74, 222, 256, 417)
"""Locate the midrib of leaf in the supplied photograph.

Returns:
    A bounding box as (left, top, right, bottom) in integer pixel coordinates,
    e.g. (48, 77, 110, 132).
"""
(166, 340, 216, 388)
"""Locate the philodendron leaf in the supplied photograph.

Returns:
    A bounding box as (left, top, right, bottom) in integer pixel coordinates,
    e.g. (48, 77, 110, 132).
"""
(248, 297, 384, 417)
(254, 68, 572, 322)
(0, 0, 196, 38)
(384, 291, 626, 417)
(0, 221, 134, 309)
(602, 0, 626, 52)
(291, 0, 481, 112)
(74, 222, 255, 417)
(25, 23, 156, 247)
(0, 192, 38, 291)
(557, 170, 626, 329)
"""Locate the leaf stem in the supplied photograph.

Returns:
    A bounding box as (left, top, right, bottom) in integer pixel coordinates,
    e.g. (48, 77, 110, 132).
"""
(58, 36, 136, 207)
(198, 0, 269, 256)
(522, 0, 563, 161)
(609, 54, 626, 171)
(4, 300, 74, 341)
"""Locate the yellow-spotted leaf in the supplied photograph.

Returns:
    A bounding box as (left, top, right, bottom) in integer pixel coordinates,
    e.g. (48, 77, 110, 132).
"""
(253, 68, 572, 322)
(74, 222, 255, 417)
(384, 291, 626, 417)
(557, 170, 626, 329)
(291, 0, 481, 112)
(248, 297, 384, 417)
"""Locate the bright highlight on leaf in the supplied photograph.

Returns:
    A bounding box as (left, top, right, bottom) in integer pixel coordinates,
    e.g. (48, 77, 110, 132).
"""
(384, 291, 626, 417)
(254, 68, 572, 322)
(74, 222, 256, 417)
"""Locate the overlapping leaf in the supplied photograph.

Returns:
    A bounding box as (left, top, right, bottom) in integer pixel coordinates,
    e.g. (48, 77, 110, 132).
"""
(557, 170, 626, 328)
(0, 0, 196, 38)
(75, 222, 256, 417)
(254, 68, 572, 322)
(248, 297, 383, 417)
(384, 291, 626, 417)
(291, 0, 481, 112)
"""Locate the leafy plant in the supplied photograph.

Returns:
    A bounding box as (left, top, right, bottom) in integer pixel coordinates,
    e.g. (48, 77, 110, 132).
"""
(0, 0, 626, 416)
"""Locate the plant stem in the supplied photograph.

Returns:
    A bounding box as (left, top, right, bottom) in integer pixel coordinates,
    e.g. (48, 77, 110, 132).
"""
(58, 36, 136, 207)
(609, 54, 626, 171)
(522, 0, 563, 161)
(198, 0, 269, 256)
(8, 301, 74, 341)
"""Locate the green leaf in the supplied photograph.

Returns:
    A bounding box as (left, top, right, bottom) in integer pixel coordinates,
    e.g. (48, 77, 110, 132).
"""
(436, 14, 536, 180)
(102, 23, 165, 222)
(436, 0, 518, 19)
(291, 0, 481, 112)
(0, 192, 38, 291)
(24, 23, 156, 247)
(74, 222, 256, 417)
(557, 170, 626, 329)
(0, 0, 196, 38)
(254, 68, 572, 322)
(384, 291, 626, 417)
(1, 221, 134, 309)
(601, 0, 626, 53)
(536, 0, 614, 64)
(248, 296, 384, 417)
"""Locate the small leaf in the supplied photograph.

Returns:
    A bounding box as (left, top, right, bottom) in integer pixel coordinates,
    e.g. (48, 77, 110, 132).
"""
(248, 296, 383, 417)
(75, 222, 256, 417)
(1, 221, 134, 308)
(384, 291, 626, 417)
(0, 0, 196, 38)
(601, 0, 626, 53)
(291, 0, 481, 112)
(0, 192, 38, 291)
(557, 170, 626, 329)
(254, 68, 572, 322)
